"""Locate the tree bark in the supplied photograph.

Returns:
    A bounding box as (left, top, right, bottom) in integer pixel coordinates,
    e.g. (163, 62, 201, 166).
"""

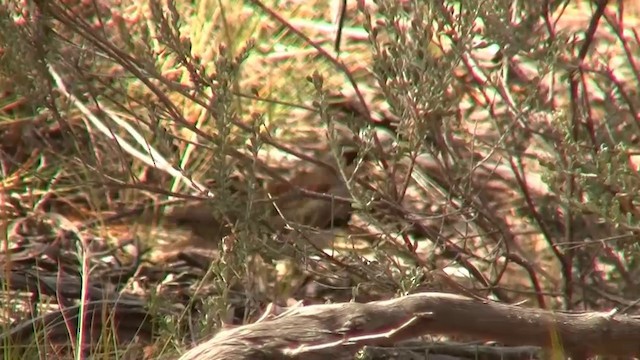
(178, 292, 640, 360)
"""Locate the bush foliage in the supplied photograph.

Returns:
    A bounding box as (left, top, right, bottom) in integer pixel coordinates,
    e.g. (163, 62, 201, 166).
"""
(1, 0, 639, 358)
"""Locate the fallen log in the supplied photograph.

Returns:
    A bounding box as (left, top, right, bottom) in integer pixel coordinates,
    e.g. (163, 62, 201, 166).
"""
(177, 292, 640, 360)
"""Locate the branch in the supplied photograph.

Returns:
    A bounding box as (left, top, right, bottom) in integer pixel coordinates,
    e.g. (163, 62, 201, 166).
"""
(178, 292, 640, 360)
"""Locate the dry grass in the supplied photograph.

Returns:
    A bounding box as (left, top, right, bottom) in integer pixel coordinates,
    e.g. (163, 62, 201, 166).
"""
(2, 0, 640, 359)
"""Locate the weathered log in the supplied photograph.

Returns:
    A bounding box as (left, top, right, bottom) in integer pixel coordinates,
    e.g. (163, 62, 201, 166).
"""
(178, 292, 640, 360)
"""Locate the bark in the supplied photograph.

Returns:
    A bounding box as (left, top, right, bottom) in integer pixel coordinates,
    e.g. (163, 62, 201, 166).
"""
(178, 292, 640, 360)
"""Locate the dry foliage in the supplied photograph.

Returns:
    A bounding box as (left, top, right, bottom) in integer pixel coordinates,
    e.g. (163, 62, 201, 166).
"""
(1, 0, 640, 359)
